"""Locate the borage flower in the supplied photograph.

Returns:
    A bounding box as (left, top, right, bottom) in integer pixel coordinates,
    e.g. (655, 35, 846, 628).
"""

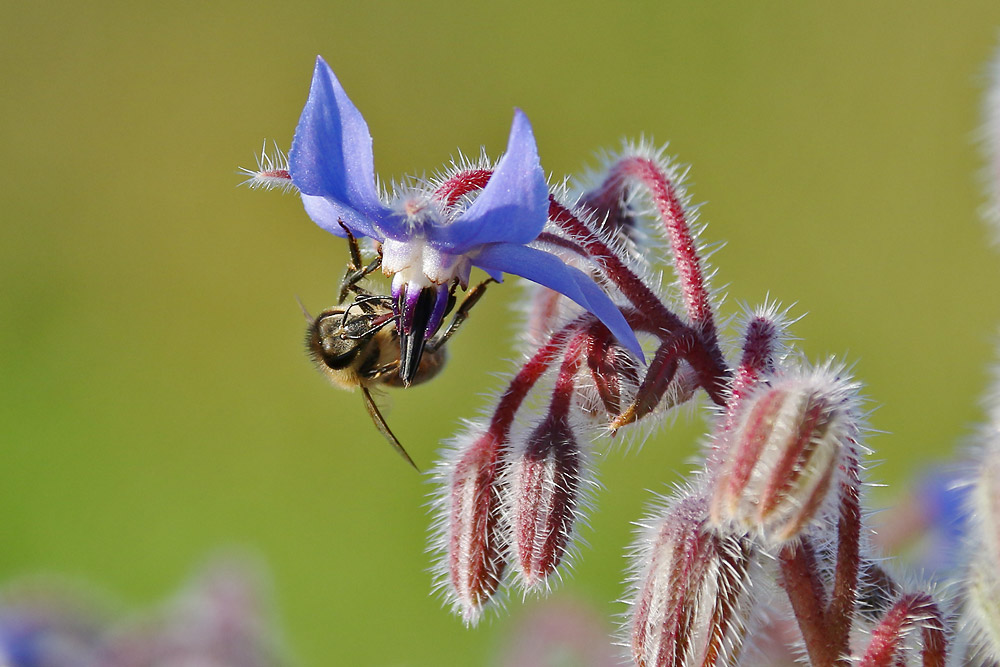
(288, 56, 642, 383)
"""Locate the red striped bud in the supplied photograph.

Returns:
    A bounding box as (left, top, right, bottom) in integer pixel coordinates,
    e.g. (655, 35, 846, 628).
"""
(710, 366, 862, 544)
(508, 411, 583, 589)
(434, 426, 508, 625)
(628, 492, 758, 667)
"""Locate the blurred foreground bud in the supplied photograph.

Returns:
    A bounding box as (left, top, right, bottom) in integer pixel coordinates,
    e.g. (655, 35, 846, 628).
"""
(0, 582, 108, 667)
(497, 599, 618, 667)
(962, 436, 1000, 661)
(627, 491, 759, 667)
(984, 42, 1000, 232)
(103, 557, 287, 667)
(710, 365, 862, 544)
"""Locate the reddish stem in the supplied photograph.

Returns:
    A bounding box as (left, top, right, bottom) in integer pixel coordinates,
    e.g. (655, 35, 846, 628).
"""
(590, 156, 716, 338)
(549, 203, 728, 387)
(488, 322, 579, 439)
(535, 230, 687, 334)
(777, 453, 863, 664)
(263, 168, 290, 180)
(585, 327, 622, 416)
(720, 316, 779, 431)
(550, 328, 589, 416)
(859, 593, 947, 667)
(612, 331, 685, 428)
(779, 541, 847, 666)
(548, 201, 687, 333)
(828, 452, 863, 657)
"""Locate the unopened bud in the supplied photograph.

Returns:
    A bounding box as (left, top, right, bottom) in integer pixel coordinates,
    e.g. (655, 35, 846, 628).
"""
(627, 492, 758, 667)
(710, 367, 861, 544)
(239, 141, 294, 192)
(578, 334, 640, 419)
(508, 412, 583, 589)
(434, 426, 509, 626)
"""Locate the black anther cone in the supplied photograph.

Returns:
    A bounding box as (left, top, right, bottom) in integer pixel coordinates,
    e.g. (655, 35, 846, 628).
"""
(398, 287, 435, 386)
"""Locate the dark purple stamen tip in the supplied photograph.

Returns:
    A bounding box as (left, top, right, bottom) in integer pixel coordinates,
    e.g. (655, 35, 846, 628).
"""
(398, 286, 437, 385)
(425, 286, 451, 340)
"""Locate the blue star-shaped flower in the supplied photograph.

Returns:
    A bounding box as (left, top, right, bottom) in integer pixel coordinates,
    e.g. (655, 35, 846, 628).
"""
(289, 56, 642, 382)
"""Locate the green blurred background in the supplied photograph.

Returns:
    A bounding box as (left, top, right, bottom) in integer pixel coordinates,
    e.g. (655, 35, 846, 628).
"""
(4, 2, 1000, 664)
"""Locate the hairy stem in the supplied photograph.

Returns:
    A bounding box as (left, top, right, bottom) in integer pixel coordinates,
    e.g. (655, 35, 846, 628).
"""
(779, 540, 847, 666)
(828, 452, 862, 656)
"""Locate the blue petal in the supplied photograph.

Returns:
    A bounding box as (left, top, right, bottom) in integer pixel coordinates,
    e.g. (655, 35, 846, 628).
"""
(289, 57, 391, 239)
(300, 194, 381, 239)
(427, 110, 549, 254)
(473, 243, 644, 360)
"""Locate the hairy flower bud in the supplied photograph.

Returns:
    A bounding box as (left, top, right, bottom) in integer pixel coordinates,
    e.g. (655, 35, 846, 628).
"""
(710, 366, 862, 544)
(508, 411, 583, 589)
(433, 426, 508, 625)
(507, 330, 591, 590)
(627, 492, 759, 667)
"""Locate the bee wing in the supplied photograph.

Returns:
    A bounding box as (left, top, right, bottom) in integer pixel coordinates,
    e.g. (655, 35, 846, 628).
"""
(361, 386, 419, 471)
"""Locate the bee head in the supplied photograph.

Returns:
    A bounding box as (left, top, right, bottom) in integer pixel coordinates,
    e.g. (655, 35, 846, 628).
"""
(306, 308, 365, 370)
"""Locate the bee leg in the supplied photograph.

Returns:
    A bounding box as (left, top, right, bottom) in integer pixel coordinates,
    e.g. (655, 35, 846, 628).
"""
(353, 294, 395, 309)
(339, 294, 395, 327)
(368, 360, 401, 382)
(337, 222, 383, 303)
(339, 256, 382, 302)
(344, 312, 396, 340)
(343, 221, 364, 267)
(427, 278, 494, 351)
(361, 386, 418, 470)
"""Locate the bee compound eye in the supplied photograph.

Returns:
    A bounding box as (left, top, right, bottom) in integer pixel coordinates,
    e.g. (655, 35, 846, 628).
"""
(316, 331, 362, 370)
(305, 311, 353, 368)
(316, 311, 345, 335)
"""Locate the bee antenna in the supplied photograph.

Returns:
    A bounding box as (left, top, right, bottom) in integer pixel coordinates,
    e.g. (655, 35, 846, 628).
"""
(294, 295, 314, 322)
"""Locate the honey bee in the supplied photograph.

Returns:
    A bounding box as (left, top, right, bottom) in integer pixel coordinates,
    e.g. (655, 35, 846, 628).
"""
(304, 229, 490, 469)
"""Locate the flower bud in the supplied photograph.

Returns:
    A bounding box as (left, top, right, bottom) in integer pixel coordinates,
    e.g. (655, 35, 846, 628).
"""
(432, 426, 509, 626)
(627, 492, 758, 667)
(576, 332, 640, 419)
(709, 367, 861, 544)
(508, 411, 583, 589)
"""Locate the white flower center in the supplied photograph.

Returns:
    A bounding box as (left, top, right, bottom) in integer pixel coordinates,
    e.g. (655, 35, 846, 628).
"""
(382, 237, 472, 290)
